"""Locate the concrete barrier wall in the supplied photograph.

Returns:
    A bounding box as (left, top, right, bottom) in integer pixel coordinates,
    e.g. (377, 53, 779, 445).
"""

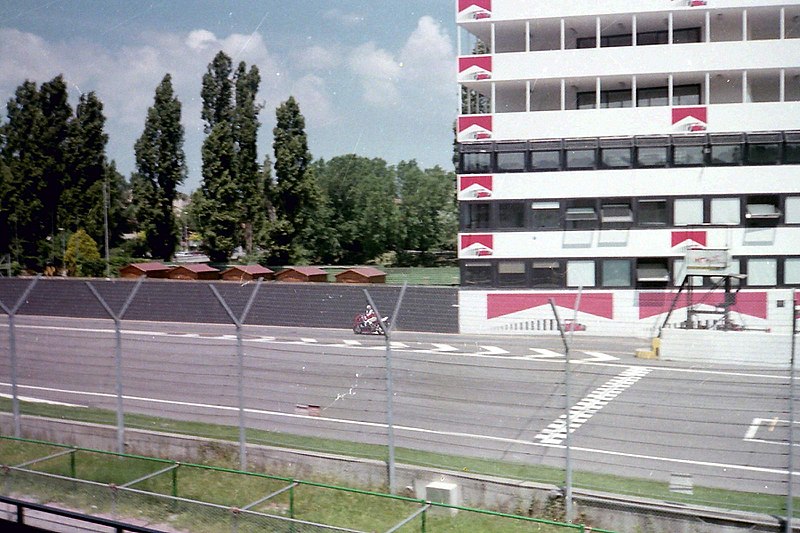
(660, 329, 794, 367)
(0, 277, 459, 333)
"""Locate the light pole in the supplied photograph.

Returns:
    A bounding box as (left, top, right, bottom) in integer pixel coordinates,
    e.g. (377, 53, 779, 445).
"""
(58, 228, 66, 276)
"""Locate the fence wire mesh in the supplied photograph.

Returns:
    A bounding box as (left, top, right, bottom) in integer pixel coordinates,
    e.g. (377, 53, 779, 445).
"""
(0, 278, 798, 532)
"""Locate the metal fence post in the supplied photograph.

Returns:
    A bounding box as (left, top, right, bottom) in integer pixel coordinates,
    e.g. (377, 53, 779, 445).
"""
(788, 289, 797, 533)
(549, 287, 581, 524)
(0, 276, 40, 438)
(364, 282, 407, 495)
(210, 279, 262, 471)
(86, 276, 144, 454)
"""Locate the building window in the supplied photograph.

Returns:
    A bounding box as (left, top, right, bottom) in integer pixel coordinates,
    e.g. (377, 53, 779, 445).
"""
(577, 89, 632, 109)
(462, 152, 492, 173)
(785, 141, 800, 164)
(567, 261, 596, 287)
(576, 92, 596, 110)
(673, 145, 705, 166)
(785, 258, 800, 285)
(497, 151, 526, 172)
(674, 198, 704, 226)
(461, 203, 491, 229)
(532, 260, 564, 288)
(636, 258, 670, 287)
(497, 202, 526, 228)
(785, 197, 800, 224)
(710, 198, 741, 225)
(638, 199, 668, 225)
(745, 195, 781, 226)
(747, 143, 781, 165)
(710, 145, 743, 165)
(531, 150, 561, 171)
(565, 205, 598, 230)
(601, 202, 633, 228)
(637, 86, 669, 107)
(566, 149, 596, 169)
(636, 146, 669, 167)
(602, 260, 632, 287)
(673, 84, 702, 105)
(498, 261, 527, 286)
(531, 201, 561, 229)
(746, 258, 777, 286)
(600, 148, 632, 168)
(462, 262, 492, 286)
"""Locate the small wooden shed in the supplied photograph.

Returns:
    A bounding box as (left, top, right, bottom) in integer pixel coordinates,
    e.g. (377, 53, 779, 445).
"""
(335, 267, 387, 284)
(275, 266, 328, 283)
(167, 263, 220, 281)
(221, 265, 275, 282)
(119, 262, 172, 279)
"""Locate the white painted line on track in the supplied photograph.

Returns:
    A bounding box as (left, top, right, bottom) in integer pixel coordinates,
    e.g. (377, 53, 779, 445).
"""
(2, 381, 795, 477)
(0, 392, 85, 408)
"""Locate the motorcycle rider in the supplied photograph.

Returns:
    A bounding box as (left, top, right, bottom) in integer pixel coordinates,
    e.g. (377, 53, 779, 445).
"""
(363, 304, 378, 328)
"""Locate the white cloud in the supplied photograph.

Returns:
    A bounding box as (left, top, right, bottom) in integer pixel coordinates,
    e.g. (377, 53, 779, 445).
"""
(399, 16, 454, 92)
(293, 45, 341, 72)
(291, 74, 336, 127)
(322, 9, 365, 27)
(348, 42, 402, 107)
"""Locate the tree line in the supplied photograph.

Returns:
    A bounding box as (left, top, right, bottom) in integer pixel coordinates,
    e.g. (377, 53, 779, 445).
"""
(0, 50, 456, 275)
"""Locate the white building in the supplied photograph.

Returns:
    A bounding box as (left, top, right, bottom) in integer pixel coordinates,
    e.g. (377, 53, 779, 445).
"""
(455, 0, 800, 336)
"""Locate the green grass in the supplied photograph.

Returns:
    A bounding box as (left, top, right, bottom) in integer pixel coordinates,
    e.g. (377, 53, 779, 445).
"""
(1, 397, 796, 521)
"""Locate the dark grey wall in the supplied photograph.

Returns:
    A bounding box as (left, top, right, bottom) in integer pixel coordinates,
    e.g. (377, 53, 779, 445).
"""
(0, 278, 459, 333)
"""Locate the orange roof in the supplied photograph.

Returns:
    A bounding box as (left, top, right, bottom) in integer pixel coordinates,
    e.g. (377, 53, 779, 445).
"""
(224, 265, 274, 275)
(173, 264, 218, 273)
(280, 266, 327, 276)
(126, 262, 170, 271)
(336, 267, 386, 278)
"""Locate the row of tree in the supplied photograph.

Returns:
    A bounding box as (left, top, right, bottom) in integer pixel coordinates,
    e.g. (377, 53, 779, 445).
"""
(0, 51, 457, 275)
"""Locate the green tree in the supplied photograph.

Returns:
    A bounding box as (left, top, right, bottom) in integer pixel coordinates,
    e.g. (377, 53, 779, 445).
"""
(272, 96, 327, 263)
(0, 76, 71, 269)
(64, 228, 103, 277)
(133, 74, 187, 260)
(396, 161, 457, 266)
(233, 62, 265, 255)
(61, 92, 109, 245)
(313, 155, 398, 264)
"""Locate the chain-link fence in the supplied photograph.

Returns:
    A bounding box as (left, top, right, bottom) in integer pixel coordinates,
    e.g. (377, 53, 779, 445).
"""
(0, 277, 798, 531)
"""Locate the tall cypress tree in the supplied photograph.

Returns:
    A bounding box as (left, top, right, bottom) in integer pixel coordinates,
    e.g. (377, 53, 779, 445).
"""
(233, 62, 264, 256)
(133, 74, 187, 260)
(272, 96, 326, 263)
(62, 91, 109, 245)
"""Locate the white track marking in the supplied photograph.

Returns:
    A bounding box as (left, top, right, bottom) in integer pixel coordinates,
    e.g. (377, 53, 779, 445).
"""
(2, 381, 793, 478)
(534, 367, 652, 445)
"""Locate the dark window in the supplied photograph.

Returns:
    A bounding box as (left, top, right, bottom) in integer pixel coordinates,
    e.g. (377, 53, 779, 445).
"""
(636, 258, 670, 288)
(710, 145, 743, 165)
(637, 86, 668, 107)
(745, 195, 781, 227)
(497, 261, 527, 287)
(565, 206, 598, 230)
(496, 151, 526, 172)
(461, 203, 490, 229)
(577, 33, 633, 48)
(785, 142, 800, 164)
(462, 262, 492, 286)
(636, 146, 669, 167)
(637, 30, 667, 46)
(673, 84, 702, 105)
(531, 150, 561, 171)
(531, 201, 561, 229)
(673, 145, 705, 166)
(601, 202, 633, 228)
(638, 199, 668, 225)
(673, 27, 702, 44)
(497, 202, 526, 228)
(602, 89, 632, 108)
(600, 148, 632, 168)
(566, 149, 596, 169)
(747, 143, 781, 165)
(576, 92, 596, 110)
(462, 152, 492, 173)
(532, 260, 564, 288)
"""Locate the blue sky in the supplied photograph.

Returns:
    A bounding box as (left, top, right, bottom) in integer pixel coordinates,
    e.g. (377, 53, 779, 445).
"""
(0, 1, 458, 192)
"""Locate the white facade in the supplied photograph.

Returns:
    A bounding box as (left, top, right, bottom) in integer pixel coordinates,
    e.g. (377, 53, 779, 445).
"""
(455, 0, 800, 335)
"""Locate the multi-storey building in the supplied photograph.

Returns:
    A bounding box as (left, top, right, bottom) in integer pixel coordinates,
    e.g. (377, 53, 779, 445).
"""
(455, 0, 800, 335)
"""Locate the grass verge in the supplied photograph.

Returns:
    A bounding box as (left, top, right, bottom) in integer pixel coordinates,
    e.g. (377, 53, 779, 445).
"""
(1, 397, 795, 520)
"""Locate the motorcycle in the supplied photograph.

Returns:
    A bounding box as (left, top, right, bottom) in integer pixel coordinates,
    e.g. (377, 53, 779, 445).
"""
(352, 313, 390, 335)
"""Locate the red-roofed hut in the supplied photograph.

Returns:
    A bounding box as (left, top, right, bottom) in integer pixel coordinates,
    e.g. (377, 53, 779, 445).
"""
(222, 265, 275, 282)
(167, 263, 220, 281)
(119, 262, 172, 279)
(275, 266, 328, 283)
(334, 267, 386, 284)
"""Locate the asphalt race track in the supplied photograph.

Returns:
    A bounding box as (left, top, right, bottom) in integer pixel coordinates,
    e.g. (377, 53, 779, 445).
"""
(0, 315, 795, 497)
